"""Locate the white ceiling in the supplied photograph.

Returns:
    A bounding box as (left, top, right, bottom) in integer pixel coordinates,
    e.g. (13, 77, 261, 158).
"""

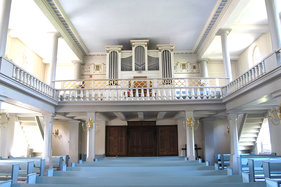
(58, 0, 218, 52)
(203, 0, 281, 60)
(8, 0, 79, 63)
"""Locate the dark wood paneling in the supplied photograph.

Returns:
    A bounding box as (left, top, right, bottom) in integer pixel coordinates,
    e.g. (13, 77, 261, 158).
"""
(127, 125, 156, 156)
(106, 126, 127, 156)
(127, 121, 156, 126)
(106, 123, 178, 157)
(157, 125, 178, 156)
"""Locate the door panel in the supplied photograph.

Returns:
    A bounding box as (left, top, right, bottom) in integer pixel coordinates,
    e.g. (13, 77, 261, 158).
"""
(106, 126, 127, 156)
(127, 125, 156, 156)
(157, 125, 178, 156)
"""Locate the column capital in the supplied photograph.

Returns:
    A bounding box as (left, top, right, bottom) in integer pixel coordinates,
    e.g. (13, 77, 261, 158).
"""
(49, 32, 61, 38)
(184, 111, 194, 118)
(227, 113, 238, 121)
(72, 60, 83, 65)
(216, 29, 232, 36)
(199, 58, 209, 63)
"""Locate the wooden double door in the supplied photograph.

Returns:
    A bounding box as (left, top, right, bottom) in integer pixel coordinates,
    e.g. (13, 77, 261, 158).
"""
(106, 122, 178, 157)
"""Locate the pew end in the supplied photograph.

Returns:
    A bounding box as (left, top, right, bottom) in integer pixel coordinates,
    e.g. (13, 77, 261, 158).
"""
(242, 171, 250, 183)
(227, 167, 233, 175)
(266, 179, 281, 187)
(0, 180, 11, 187)
(47, 168, 54, 177)
(27, 173, 36, 184)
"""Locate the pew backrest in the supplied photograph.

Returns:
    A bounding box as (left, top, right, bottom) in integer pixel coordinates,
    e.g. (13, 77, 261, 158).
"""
(263, 162, 281, 179)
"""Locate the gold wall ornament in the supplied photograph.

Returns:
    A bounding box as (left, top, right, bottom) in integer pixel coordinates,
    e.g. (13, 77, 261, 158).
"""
(88, 117, 93, 128)
(186, 117, 200, 129)
(187, 116, 193, 128)
(268, 104, 281, 125)
(53, 129, 59, 136)
(227, 126, 230, 134)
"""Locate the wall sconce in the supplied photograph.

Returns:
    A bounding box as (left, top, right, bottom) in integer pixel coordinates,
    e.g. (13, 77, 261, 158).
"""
(187, 116, 193, 128)
(268, 104, 281, 125)
(186, 117, 200, 129)
(227, 126, 230, 134)
(53, 129, 59, 136)
(0, 113, 9, 128)
(88, 118, 93, 129)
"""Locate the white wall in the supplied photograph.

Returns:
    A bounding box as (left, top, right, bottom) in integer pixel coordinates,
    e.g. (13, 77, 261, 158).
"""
(236, 33, 272, 77)
(203, 118, 230, 165)
(52, 120, 79, 163)
(268, 117, 281, 155)
(0, 114, 15, 158)
(207, 60, 238, 79)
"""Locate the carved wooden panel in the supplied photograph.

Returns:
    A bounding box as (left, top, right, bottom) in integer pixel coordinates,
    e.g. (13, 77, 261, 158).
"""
(106, 126, 127, 156)
(157, 125, 178, 156)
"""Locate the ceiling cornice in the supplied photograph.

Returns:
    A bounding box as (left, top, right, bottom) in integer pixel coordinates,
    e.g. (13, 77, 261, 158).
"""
(33, 0, 89, 60)
(193, 0, 230, 53)
(196, 0, 240, 58)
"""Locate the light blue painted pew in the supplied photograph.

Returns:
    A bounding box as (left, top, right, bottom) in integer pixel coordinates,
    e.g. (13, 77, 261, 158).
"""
(0, 165, 19, 184)
(239, 155, 281, 174)
(11, 182, 266, 187)
(265, 179, 281, 187)
(54, 169, 230, 177)
(0, 180, 11, 187)
(34, 175, 244, 185)
(263, 162, 281, 179)
(217, 154, 231, 170)
(0, 159, 45, 176)
(244, 159, 281, 182)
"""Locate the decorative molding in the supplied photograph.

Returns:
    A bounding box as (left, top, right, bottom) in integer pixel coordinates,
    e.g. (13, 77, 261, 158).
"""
(174, 61, 200, 74)
(193, 0, 229, 53)
(34, 0, 89, 59)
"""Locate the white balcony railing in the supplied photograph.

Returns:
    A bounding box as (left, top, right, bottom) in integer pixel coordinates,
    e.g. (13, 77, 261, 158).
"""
(1, 47, 280, 103)
(225, 48, 281, 95)
(54, 77, 228, 102)
(0, 57, 57, 99)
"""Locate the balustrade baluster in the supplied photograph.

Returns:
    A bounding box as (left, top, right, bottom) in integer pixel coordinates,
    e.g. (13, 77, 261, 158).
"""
(179, 88, 183, 100)
(141, 88, 145, 100)
(157, 89, 161, 100)
(146, 88, 150, 100)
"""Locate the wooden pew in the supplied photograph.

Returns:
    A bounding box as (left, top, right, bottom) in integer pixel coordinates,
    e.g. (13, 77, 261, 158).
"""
(263, 162, 281, 179)
(265, 179, 281, 187)
(34, 175, 245, 185)
(217, 154, 231, 170)
(239, 155, 281, 174)
(0, 159, 45, 176)
(9, 182, 267, 187)
(0, 165, 19, 184)
(55, 169, 230, 177)
(242, 158, 281, 182)
(0, 180, 12, 187)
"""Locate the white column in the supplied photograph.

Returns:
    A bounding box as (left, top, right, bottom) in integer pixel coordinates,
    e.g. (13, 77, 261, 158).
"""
(200, 59, 209, 77)
(265, 0, 281, 66)
(217, 29, 232, 83)
(203, 119, 216, 165)
(185, 111, 195, 160)
(265, 0, 281, 51)
(0, 0, 12, 57)
(228, 114, 239, 174)
(72, 60, 82, 80)
(3, 114, 15, 158)
(268, 109, 281, 155)
(86, 112, 96, 162)
(50, 33, 60, 88)
(69, 121, 79, 164)
(43, 113, 55, 168)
